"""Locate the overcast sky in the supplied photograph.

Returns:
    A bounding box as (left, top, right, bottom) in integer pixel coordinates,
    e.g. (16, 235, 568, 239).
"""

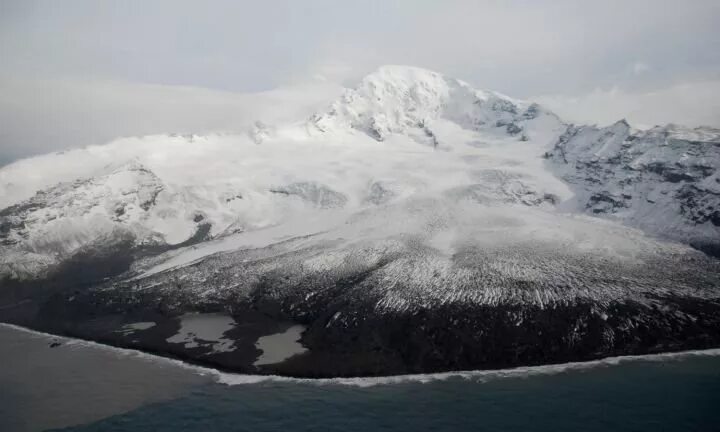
(1, 0, 719, 164)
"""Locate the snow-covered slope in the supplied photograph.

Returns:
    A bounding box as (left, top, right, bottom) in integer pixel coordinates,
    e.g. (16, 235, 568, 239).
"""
(0, 65, 717, 290)
(546, 121, 720, 254)
(1, 65, 717, 282)
(0, 66, 575, 281)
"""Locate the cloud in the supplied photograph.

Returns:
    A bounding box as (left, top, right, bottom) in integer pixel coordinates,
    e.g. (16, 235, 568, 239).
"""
(1, 1, 719, 163)
(2, 75, 719, 167)
(2, 1, 719, 96)
(0, 77, 342, 164)
(303, 0, 720, 96)
(631, 62, 651, 76)
(534, 80, 720, 128)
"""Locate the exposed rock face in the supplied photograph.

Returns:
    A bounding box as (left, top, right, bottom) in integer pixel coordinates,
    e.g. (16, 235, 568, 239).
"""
(0, 162, 163, 246)
(269, 182, 348, 209)
(0, 163, 165, 280)
(545, 121, 720, 255)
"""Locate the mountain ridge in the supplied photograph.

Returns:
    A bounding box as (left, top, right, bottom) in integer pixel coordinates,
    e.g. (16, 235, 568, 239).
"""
(2, 65, 717, 267)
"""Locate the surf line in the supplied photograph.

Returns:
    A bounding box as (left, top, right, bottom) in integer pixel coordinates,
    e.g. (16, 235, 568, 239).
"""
(3, 322, 720, 388)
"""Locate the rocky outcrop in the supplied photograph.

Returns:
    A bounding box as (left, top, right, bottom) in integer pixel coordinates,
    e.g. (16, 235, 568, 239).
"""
(269, 182, 348, 209)
(546, 122, 720, 256)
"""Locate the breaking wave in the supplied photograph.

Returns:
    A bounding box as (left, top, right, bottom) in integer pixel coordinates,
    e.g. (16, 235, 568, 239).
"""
(214, 349, 720, 387)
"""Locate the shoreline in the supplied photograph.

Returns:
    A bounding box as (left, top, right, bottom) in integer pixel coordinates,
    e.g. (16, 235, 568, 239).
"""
(4, 321, 720, 387)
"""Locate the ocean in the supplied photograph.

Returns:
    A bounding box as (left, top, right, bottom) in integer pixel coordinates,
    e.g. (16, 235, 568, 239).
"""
(1, 324, 719, 432)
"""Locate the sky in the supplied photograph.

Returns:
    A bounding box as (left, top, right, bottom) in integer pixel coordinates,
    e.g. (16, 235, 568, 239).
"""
(1, 0, 719, 164)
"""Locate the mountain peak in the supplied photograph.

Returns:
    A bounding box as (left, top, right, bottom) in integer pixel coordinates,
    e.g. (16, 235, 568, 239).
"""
(359, 65, 451, 91)
(367, 64, 445, 77)
(310, 65, 555, 143)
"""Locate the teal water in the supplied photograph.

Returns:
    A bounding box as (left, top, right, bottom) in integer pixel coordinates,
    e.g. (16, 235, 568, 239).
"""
(1, 325, 719, 432)
(61, 355, 720, 432)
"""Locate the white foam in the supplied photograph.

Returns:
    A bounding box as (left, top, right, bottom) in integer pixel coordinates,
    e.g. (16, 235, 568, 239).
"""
(215, 348, 720, 387)
(4, 323, 719, 389)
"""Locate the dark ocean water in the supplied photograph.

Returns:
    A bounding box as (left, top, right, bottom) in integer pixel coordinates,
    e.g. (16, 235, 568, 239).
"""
(2, 324, 720, 432)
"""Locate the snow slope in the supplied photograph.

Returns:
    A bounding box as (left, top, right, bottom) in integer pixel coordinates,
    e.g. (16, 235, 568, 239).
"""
(0, 65, 717, 284)
(0, 66, 573, 280)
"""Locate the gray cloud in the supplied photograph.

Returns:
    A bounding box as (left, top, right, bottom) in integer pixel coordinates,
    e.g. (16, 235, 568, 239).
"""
(0, 77, 341, 164)
(534, 80, 720, 129)
(1, 0, 719, 163)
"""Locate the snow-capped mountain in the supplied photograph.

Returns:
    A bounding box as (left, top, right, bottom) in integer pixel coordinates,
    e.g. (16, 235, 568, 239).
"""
(309, 65, 562, 146)
(1, 66, 718, 377)
(0, 66, 571, 281)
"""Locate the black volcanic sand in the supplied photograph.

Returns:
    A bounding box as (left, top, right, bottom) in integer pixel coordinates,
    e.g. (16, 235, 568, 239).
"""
(2, 239, 720, 378)
(0, 241, 292, 375)
(2, 269, 720, 379)
(0, 289, 299, 375)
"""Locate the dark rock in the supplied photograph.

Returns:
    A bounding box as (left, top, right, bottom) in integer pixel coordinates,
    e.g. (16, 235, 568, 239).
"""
(586, 192, 627, 214)
(505, 123, 522, 135)
(522, 103, 540, 120)
(270, 182, 348, 209)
